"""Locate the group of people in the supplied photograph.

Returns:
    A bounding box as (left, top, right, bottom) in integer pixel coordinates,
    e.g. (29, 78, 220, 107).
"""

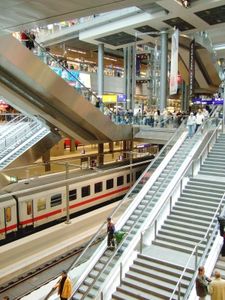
(186, 108, 209, 138)
(196, 266, 225, 300)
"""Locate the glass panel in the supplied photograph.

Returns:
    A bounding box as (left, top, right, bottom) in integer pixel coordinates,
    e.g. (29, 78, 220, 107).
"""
(117, 176, 124, 186)
(95, 182, 103, 193)
(82, 185, 90, 197)
(5, 207, 11, 222)
(69, 189, 77, 201)
(50, 194, 62, 207)
(37, 198, 46, 211)
(106, 179, 113, 190)
(26, 201, 32, 215)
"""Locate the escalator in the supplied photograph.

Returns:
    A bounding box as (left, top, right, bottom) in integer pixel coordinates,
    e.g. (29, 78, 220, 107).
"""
(0, 34, 132, 145)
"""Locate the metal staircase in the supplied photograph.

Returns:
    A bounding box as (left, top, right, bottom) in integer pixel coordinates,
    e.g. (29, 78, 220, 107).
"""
(69, 122, 208, 300)
(0, 115, 50, 169)
(112, 132, 225, 300)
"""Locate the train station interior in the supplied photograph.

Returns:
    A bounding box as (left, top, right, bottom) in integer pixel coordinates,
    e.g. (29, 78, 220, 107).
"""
(1, 0, 225, 299)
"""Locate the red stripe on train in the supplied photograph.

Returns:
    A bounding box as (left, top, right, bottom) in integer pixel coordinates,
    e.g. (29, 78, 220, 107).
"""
(19, 185, 130, 226)
(0, 224, 17, 234)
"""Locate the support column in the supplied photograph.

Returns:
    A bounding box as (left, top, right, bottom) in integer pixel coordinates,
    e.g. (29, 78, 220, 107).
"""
(42, 150, 51, 172)
(98, 44, 104, 98)
(181, 81, 189, 112)
(160, 31, 168, 111)
(98, 143, 104, 166)
(70, 138, 75, 152)
(109, 142, 114, 152)
(124, 46, 136, 110)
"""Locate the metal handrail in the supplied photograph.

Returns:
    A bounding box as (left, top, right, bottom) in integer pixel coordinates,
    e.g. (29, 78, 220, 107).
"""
(0, 118, 41, 152)
(26, 33, 101, 100)
(170, 192, 225, 300)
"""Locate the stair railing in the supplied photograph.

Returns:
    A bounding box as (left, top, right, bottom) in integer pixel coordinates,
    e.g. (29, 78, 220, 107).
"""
(22, 34, 118, 119)
(169, 192, 225, 300)
(0, 116, 47, 157)
(92, 118, 221, 300)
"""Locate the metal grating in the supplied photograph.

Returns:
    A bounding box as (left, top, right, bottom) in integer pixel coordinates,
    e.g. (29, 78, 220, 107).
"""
(164, 17, 195, 31)
(96, 32, 142, 46)
(195, 5, 225, 25)
(135, 25, 159, 37)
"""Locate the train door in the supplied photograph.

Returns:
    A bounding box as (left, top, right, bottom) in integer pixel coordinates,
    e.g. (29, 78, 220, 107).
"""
(4, 205, 17, 236)
(19, 199, 34, 228)
(0, 207, 6, 240)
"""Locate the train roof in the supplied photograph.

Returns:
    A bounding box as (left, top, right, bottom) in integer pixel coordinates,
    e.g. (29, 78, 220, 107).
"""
(1, 157, 151, 198)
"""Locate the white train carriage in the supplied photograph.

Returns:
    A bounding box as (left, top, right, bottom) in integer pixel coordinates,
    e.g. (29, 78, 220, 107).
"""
(0, 194, 17, 239)
(0, 159, 149, 240)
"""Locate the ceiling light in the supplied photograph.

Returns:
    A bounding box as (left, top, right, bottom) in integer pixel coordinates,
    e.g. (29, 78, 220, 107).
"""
(104, 56, 117, 62)
(175, 0, 191, 8)
(67, 48, 86, 54)
(214, 44, 225, 51)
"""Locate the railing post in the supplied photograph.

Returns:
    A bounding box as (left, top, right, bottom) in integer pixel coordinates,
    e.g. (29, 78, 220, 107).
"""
(192, 161, 194, 177)
(140, 232, 143, 254)
(101, 291, 104, 300)
(154, 220, 157, 239)
(180, 179, 182, 195)
(195, 246, 198, 269)
(170, 196, 172, 213)
(120, 262, 123, 284)
(178, 282, 181, 300)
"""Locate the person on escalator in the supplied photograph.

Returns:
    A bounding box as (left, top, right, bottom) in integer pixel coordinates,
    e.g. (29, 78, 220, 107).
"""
(55, 270, 72, 300)
(107, 217, 115, 249)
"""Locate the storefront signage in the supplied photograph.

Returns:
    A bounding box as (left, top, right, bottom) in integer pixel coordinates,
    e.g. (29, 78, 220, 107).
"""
(192, 98, 224, 105)
(117, 94, 127, 102)
(102, 94, 117, 103)
(189, 39, 195, 97)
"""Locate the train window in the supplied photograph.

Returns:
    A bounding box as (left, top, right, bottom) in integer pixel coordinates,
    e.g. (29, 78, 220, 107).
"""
(5, 207, 11, 222)
(117, 176, 124, 186)
(95, 182, 102, 193)
(69, 189, 77, 201)
(136, 170, 142, 180)
(82, 185, 90, 197)
(26, 201, 32, 215)
(37, 198, 46, 211)
(127, 174, 130, 183)
(51, 194, 62, 207)
(106, 179, 113, 190)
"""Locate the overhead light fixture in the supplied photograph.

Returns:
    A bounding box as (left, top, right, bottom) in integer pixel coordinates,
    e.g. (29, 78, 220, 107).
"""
(104, 56, 117, 62)
(67, 48, 86, 54)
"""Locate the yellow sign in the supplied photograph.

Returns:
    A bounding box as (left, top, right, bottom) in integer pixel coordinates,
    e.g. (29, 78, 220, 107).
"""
(102, 94, 117, 103)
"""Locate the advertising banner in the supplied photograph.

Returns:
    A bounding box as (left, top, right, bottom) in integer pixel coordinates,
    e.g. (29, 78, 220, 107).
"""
(189, 39, 195, 97)
(169, 29, 179, 95)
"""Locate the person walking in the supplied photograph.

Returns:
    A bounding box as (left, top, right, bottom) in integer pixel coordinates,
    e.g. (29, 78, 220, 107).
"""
(55, 270, 72, 300)
(195, 109, 205, 132)
(196, 266, 211, 300)
(107, 217, 115, 249)
(209, 270, 225, 300)
(186, 112, 196, 138)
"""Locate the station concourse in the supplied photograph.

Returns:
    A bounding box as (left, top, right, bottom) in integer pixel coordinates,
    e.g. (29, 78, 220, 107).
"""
(0, 1, 225, 300)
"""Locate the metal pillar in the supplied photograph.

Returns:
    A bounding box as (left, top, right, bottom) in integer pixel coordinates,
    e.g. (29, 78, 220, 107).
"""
(124, 46, 136, 110)
(160, 31, 168, 111)
(98, 143, 104, 166)
(65, 162, 70, 224)
(98, 43, 104, 98)
(42, 150, 51, 172)
(181, 81, 189, 112)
